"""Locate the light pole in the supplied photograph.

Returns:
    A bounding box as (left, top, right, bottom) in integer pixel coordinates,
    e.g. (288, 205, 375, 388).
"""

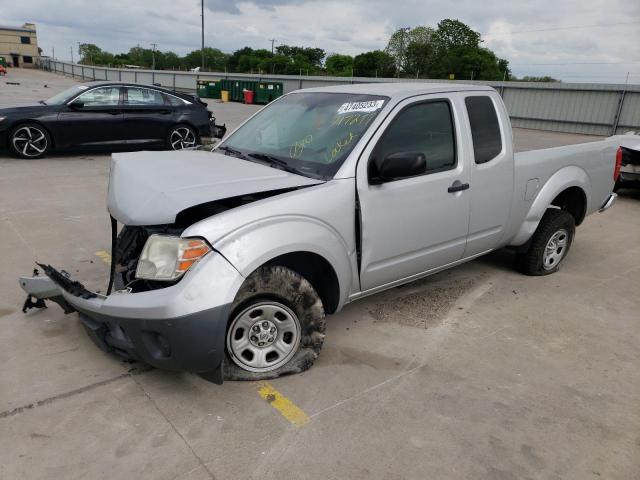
(201, 0, 205, 70)
(151, 43, 158, 70)
(269, 38, 276, 73)
(70, 46, 74, 63)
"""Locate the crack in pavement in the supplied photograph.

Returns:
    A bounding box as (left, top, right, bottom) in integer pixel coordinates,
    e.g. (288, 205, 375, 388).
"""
(130, 375, 217, 480)
(0, 365, 153, 419)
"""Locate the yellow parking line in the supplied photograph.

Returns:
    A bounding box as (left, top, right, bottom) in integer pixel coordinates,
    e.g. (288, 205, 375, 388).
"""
(257, 381, 310, 427)
(95, 250, 112, 265)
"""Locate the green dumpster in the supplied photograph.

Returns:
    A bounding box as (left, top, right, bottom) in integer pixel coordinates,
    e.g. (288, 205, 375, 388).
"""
(205, 80, 222, 99)
(221, 80, 258, 102)
(196, 80, 209, 98)
(255, 82, 283, 104)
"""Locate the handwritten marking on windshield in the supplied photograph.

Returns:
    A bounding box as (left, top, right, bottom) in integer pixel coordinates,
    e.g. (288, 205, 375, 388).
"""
(325, 132, 357, 163)
(289, 134, 313, 159)
(331, 112, 376, 128)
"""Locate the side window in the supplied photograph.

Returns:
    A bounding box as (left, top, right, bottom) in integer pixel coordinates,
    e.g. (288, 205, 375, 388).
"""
(371, 101, 456, 178)
(126, 87, 166, 106)
(166, 95, 185, 106)
(77, 87, 121, 107)
(465, 96, 502, 164)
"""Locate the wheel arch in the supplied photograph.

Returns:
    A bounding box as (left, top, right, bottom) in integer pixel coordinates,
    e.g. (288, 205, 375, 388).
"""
(202, 216, 355, 313)
(9, 120, 56, 149)
(510, 166, 591, 246)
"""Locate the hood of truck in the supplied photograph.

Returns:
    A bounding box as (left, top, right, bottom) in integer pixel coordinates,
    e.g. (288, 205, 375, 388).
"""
(107, 150, 323, 225)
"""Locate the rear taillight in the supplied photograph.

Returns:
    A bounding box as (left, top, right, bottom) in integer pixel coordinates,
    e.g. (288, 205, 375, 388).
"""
(614, 147, 622, 182)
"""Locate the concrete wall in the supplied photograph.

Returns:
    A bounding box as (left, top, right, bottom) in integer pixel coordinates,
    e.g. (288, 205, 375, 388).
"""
(0, 24, 39, 68)
(42, 59, 640, 136)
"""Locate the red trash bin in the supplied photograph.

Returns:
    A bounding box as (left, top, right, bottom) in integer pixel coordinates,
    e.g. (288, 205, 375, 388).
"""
(243, 90, 254, 104)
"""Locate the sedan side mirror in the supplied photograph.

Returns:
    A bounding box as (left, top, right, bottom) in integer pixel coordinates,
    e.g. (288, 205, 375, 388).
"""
(374, 151, 426, 183)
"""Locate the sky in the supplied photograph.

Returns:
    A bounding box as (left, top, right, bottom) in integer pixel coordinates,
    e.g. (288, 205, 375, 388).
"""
(2, 0, 639, 84)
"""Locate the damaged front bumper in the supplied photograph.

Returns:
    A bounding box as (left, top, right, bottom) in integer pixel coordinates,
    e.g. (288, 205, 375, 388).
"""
(19, 252, 245, 384)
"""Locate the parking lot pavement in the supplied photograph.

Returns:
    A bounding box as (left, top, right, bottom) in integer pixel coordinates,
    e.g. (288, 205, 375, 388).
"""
(1, 69, 639, 480)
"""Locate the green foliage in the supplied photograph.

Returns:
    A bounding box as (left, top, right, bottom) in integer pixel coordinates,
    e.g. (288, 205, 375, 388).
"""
(385, 19, 511, 80)
(353, 50, 396, 77)
(517, 75, 560, 82)
(325, 54, 354, 76)
(73, 20, 518, 81)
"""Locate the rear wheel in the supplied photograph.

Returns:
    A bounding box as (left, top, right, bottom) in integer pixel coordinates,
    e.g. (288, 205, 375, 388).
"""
(9, 123, 51, 159)
(516, 209, 575, 276)
(167, 124, 197, 150)
(223, 265, 326, 381)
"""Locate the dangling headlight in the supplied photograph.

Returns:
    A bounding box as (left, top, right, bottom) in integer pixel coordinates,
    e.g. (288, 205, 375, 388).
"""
(135, 235, 211, 281)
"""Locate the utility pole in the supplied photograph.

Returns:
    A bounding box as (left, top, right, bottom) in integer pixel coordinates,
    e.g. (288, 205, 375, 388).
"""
(201, 0, 205, 70)
(269, 38, 276, 55)
(151, 43, 158, 70)
(70, 46, 74, 63)
(52, 47, 55, 60)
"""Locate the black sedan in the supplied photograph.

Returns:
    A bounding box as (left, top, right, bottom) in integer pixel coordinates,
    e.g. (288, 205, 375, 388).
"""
(0, 82, 226, 159)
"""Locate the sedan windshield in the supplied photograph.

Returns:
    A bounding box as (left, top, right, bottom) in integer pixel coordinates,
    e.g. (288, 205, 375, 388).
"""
(43, 85, 89, 105)
(221, 92, 389, 178)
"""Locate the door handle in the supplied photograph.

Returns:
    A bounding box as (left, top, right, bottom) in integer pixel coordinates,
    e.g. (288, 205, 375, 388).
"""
(448, 182, 470, 193)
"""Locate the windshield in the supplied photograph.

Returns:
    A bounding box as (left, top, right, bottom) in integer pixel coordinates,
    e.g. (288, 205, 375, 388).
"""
(43, 85, 89, 105)
(221, 92, 389, 178)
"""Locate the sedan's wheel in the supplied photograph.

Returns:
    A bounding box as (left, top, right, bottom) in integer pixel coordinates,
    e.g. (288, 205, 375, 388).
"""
(223, 265, 326, 381)
(9, 123, 51, 159)
(516, 209, 575, 276)
(168, 125, 197, 150)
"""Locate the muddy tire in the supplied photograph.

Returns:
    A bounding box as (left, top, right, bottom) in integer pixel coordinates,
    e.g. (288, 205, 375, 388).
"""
(516, 209, 575, 276)
(223, 265, 326, 381)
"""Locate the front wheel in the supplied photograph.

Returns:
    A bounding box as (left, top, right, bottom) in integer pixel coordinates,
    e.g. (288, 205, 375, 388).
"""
(223, 265, 326, 381)
(516, 209, 576, 276)
(9, 123, 51, 159)
(167, 124, 197, 150)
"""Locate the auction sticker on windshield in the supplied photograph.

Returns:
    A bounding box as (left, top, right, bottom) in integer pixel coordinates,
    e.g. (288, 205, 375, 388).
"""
(337, 100, 385, 114)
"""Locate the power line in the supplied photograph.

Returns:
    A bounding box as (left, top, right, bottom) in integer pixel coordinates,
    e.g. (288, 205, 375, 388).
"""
(483, 21, 639, 36)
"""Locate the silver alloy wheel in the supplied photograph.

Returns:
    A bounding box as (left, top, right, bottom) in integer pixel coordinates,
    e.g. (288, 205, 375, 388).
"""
(226, 301, 301, 373)
(543, 228, 568, 270)
(169, 126, 196, 150)
(12, 126, 47, 158)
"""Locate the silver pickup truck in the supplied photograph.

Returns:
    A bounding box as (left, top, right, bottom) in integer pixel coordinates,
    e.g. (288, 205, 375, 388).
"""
(20, 83, 637, 384)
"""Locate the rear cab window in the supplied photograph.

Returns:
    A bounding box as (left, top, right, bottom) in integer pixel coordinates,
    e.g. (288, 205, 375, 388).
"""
(465, 96, 503, 164)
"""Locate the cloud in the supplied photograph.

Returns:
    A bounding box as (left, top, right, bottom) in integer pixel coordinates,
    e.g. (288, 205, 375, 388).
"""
(1, 0, 638, 83)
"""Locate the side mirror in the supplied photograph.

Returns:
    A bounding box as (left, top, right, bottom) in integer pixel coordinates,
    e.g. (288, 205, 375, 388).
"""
(374, 152, 426, 183)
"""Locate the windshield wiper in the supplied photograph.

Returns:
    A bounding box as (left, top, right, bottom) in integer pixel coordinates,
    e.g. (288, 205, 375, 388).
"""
(38, 100, 46, 105)
(217, 145, 247, 159)
(247, 153, 304, 176)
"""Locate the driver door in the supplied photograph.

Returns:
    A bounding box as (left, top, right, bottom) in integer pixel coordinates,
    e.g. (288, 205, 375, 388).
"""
(56, 86, 125, 148)
(356, 95, 471, 291)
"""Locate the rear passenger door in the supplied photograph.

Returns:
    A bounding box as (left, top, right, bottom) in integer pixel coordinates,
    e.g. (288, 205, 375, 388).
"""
(357, 96, 471, 291)
(122, 87, 174, 145)
(463, 93, 514, 256)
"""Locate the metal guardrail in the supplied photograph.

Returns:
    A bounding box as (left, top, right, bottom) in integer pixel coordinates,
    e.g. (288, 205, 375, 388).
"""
(41, 59, 640, 137)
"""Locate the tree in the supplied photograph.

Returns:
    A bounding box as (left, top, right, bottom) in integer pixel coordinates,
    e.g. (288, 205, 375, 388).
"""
(518, 75, 560, 82)
(385, 26, 436, 73)
(78, 43, 113, 65)
(183, 48, 228, 71)
(325, 54, 354, 76)
(353, 50, 396, 77)
(434, 19, 481, 50)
